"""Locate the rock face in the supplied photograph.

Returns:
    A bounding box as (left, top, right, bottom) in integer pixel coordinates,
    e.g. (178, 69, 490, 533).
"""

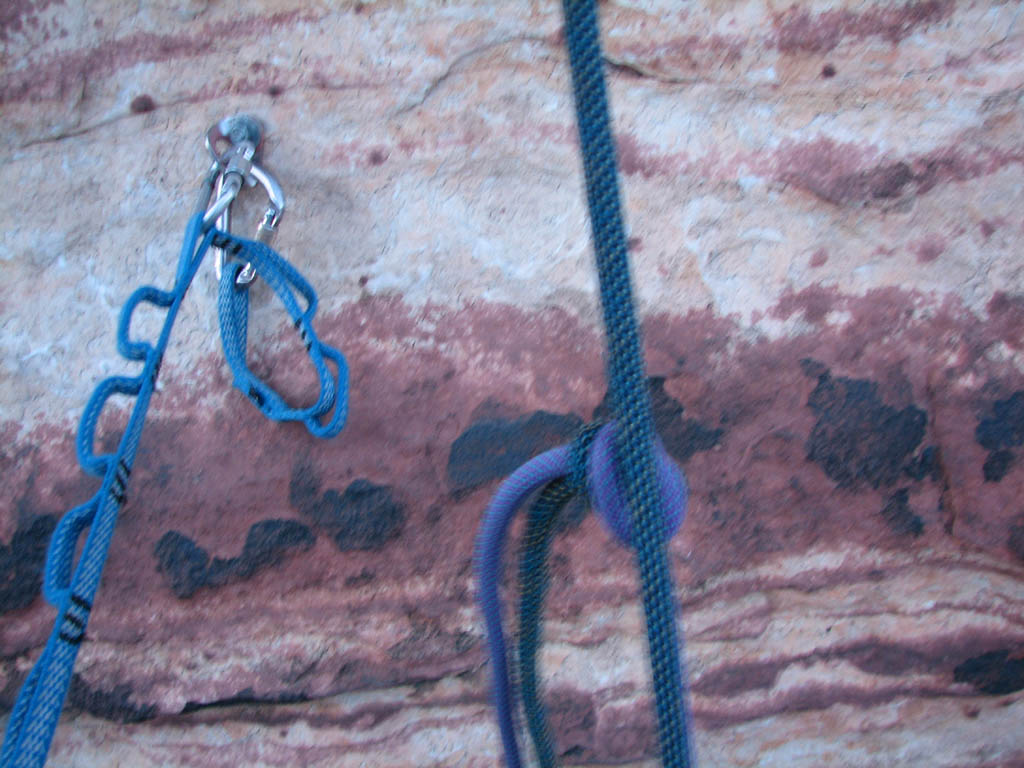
(2, 1, 1024, 766)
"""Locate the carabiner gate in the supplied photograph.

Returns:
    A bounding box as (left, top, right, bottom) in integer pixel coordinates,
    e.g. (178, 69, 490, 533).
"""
(201, 115, 286, 285)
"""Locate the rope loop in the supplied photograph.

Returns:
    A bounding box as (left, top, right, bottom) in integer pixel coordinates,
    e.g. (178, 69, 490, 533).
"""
(475, 420, 688, 768)
(585, 423, 687, 548)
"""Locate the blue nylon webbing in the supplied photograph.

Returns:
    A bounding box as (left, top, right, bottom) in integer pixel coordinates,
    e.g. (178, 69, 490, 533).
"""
(1, 214, 347, 768)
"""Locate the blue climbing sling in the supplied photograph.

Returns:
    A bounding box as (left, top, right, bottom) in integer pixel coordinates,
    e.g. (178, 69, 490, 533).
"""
(1, 116, 348, 768)
(475, 1, 696, 765)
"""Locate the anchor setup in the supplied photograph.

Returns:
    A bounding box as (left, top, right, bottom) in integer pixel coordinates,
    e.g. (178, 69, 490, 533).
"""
(4, 2, 697, 765)
(1, 116, 348, 768)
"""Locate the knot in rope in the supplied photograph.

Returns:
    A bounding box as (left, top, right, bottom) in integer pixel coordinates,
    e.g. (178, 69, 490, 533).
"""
(584, 423, 687, 547)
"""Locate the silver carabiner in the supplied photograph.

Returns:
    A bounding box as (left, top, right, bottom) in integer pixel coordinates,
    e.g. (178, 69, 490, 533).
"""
(201, 115, 287, 285)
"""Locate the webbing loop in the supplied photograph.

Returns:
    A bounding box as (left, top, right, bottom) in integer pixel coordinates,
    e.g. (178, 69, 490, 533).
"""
(3, 132, 347, 766)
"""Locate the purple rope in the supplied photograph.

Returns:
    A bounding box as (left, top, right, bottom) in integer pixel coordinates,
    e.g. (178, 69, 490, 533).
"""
(474, 446, 571, 768)
(474, 423, 686, 766)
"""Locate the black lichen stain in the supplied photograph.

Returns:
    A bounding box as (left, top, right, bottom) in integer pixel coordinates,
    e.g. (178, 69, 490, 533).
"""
(880, 489, 924, 537)
(594, 377, 722, 463)
(806, 371, 926, 489)
(446, 409, 582, 496)
(0, 513, 57, 614)
(308, 479, 406, 551)
(68, 674, 156, 723)
(154, 520, 314, 599)
(291, 462, 405, 552)
(953, 649, 1024, 695)
(976, 391, 1024, 482)
(154, 531, 208, 599)
(983, 449, 1015, 482)
(181, 687, 308, 714)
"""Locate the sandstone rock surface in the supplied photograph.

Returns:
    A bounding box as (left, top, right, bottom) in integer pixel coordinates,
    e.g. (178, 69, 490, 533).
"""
(2, 1, 1024, 766)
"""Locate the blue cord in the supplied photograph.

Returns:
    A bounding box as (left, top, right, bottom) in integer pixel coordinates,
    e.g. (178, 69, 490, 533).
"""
(559, 2, 694, 764)
(1, 215, 348, 768)
(474, 2, 696, 765)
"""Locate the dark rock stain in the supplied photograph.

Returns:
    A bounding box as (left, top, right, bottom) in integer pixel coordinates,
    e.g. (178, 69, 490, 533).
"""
(291, 459, 406, 550)
(695, 660, 779, 696)
(976, 391, 1024, 482)
(1, 10, 314, 105)
(845, 643, 932, 676)
(774, 0, 954, 55)
(545, 688, 597, 759)
(306, 480, 405, 551)
(774, 285, 835, 323)
(821, 64, 836, 78)
(983, 449, 1014, 482)
(129, 94, 155, 113)
(1008, 522, 1024, 562)
(0, 512, 57, 614)
(773, 138, 1018, 207)
(153, 531, 208, 599)
(806, 371, 927, 489)
(388, 624, 478, 662)
(553, 496, 589, 535)
(880, 489, 924, 537)
(68, 675, 156, 723)
(154, 520, 314, 598)
(986, 293, 1024, 350)
(1, 0, 67, 46)
(594, 377, 722, 463)
(903, 445, 940, 482)
(446, 409, 582, 496)
(913, 236, 945, 264)
(954, 649, 1024, 695)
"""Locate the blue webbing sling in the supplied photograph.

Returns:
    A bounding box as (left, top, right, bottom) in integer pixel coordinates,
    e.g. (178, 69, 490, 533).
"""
(2, 137, 348, 768)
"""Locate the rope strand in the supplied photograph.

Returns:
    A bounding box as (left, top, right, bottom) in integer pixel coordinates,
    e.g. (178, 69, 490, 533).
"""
(558, 1, 695, 764)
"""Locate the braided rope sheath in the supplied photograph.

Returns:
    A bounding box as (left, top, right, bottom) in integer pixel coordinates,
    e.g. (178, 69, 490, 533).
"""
(518, 481, 576, 768)
(517, 422, 600, 767)
(2, 216, 347, 768)
(559, 1, 694, 765)
(475, 447, 573, 768)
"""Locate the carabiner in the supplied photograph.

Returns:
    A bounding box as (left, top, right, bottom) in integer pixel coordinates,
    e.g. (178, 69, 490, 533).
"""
(201, 115, 287, 285)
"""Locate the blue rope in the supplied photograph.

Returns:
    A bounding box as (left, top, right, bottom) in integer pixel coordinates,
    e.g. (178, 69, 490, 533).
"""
(474, 2, 696, 764)
(559, 2, 694, 764)
(1, 215, 347, 768)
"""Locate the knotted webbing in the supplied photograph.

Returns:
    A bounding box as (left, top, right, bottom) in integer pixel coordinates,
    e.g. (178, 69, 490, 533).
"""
(1, 215, 347, 768)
